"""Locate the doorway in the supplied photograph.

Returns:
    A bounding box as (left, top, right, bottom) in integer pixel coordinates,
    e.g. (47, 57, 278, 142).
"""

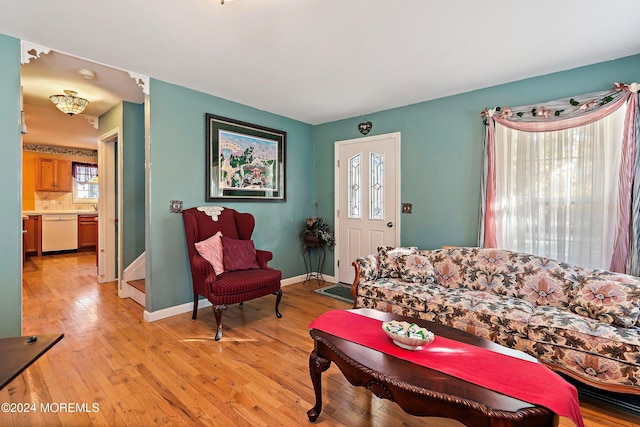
(20, 44, 146, 307)
(334, 132, 401, 284)
(97, 130, 119, 284)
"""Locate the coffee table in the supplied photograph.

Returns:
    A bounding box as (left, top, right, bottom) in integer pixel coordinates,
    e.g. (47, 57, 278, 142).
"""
(0, 334, 64, 390)
(307, 309, 558, 427)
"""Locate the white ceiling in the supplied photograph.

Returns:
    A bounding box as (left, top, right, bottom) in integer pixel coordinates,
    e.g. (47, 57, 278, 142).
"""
(2, 0, 640, 150)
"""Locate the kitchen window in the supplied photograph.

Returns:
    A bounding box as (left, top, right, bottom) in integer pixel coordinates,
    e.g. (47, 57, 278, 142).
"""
(72, 162, 98, 204)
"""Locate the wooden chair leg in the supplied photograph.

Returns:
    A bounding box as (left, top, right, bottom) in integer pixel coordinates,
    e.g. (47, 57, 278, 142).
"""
(192, 294, 199, 320)
(274, 289, 283, 318)
(213, 304, 227, 341)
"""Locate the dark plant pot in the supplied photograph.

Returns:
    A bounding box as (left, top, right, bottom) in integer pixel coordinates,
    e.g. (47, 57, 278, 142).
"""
(302, 231, 323, 246)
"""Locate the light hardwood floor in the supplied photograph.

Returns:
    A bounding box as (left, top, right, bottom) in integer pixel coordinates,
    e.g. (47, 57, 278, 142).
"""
(2, 251, 639, 426)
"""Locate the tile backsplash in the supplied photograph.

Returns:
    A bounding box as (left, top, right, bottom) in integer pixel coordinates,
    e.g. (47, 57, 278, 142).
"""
(34, 192, 91, 211)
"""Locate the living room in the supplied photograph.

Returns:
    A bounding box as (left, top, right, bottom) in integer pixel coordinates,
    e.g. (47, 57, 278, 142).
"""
(1, 1, 640, 425)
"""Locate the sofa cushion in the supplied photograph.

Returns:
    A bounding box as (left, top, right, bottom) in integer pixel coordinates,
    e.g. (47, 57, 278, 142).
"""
(377, 246, 418, 278)
(397, 254, 439, 284)
(356, 277, 443, 314)
(222, 236, 260, 271)
(210, 269, 282, 298)
(569, 279, 640, 327)
(589, 270, 640, 327)
(528, 305, 640, 367)
(428, 289, 535, 339)
(195, 231, 224, 275)
(424, 247, 586, 306)
(521, 270, 567, 307)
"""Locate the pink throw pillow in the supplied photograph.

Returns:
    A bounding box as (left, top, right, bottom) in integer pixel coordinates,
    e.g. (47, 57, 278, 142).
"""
(195, 231, 224, 275)
(222, 236, 260, 271)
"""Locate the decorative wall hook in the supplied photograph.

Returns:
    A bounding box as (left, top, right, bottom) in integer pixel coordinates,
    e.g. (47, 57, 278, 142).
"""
(358, 121, 372, 135)
(170, 200, 183, 213)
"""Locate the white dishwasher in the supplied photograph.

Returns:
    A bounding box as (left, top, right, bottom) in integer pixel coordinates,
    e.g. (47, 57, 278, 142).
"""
(42, 214, 78, 252)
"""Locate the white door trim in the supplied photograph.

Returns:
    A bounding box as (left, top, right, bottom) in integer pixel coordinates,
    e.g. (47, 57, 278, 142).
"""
(97, 127, 123, 292)
(334, 131, 401, 283)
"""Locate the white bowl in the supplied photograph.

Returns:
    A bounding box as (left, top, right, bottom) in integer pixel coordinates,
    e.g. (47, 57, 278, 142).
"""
(382, 320, 434, 350)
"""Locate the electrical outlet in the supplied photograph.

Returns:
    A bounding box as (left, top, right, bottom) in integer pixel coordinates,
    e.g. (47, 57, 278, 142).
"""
(402, 203, 412, 214)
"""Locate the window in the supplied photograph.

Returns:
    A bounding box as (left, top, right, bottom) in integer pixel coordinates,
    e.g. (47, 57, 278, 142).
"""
(348, 153, 361, 218)
(493, 107, 625, 269)
(369, 152, 384, 220)
(72, 162, 98, 204)
(480, 84, 639, 273)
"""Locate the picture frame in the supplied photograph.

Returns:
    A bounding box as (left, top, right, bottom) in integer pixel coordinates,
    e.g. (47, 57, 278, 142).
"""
(206, 114, 286, 202)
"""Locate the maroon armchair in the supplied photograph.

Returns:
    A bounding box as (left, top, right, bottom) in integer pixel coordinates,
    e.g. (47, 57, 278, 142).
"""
(182, 206, 282, 340)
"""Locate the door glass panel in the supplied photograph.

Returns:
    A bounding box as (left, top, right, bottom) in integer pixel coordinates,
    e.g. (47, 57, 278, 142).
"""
(348, 153, 361, 218)
(370, 152, 384, 220)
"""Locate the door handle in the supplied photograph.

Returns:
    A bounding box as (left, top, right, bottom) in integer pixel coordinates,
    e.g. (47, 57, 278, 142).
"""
(387, 222, 393, 228)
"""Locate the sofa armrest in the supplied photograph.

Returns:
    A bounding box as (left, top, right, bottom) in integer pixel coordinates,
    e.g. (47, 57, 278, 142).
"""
(354, 254, 380, 282)
(350, 254, 379, 309)
(191, 253, 215, 276)
(189, 253, 216, 297)
(256, 249, 274, 269)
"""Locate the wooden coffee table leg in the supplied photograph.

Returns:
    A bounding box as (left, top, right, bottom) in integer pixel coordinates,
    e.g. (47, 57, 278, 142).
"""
(307, 349, 331, 422)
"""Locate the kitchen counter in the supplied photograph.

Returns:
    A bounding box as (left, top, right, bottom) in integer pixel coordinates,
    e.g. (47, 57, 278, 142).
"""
(22, 210, 97, 215)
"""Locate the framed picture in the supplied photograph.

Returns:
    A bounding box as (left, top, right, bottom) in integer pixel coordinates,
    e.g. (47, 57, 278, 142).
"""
(206, 114, 286, 201)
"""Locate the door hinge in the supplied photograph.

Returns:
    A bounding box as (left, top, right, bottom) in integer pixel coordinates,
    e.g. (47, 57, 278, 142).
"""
(337, 260, 340, 267)
(336, 209, 339, 217)
(337, 159, 340, 167)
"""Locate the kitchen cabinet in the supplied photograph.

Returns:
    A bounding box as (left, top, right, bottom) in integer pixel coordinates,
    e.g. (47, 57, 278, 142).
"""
(78, 214, 98, 248)
(23, 215, 41, 256)
(36, 158, 72, 192)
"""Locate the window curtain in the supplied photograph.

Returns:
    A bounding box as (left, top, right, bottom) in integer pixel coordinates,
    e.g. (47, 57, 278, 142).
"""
(72, 162, 98, 183)
(479, 83, 639, 273)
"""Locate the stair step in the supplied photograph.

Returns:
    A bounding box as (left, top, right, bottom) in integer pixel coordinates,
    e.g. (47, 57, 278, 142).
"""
(128, 279, 145, 294)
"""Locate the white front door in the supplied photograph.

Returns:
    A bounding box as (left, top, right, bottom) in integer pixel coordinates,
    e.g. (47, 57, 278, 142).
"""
(335, 132, 401, 284)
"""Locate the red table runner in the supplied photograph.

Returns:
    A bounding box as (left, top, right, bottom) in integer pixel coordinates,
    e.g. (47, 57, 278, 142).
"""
(309, 310, 583, 427)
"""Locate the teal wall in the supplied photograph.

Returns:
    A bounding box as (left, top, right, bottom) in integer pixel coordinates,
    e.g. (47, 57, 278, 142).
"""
(122, 102, 145, 267)
(313, 54, 640, 275)
(99, 102, 122, 135)
(0, 35, 22, 337)
(147, 79, 314, 311)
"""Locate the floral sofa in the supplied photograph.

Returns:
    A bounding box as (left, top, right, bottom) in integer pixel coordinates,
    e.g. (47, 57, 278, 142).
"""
(350, 246, 640, 394)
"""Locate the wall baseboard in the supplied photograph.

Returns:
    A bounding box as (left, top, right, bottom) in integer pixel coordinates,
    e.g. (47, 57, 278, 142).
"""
(143, 273, 335, 322)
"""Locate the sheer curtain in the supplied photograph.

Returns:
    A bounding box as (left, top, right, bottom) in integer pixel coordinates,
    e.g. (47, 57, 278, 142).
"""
(479, 83, 639, 273)
(493, 107, 625, 269)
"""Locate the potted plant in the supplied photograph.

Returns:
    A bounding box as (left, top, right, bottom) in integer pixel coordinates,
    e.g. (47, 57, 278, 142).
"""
(301, 217, 335, 249)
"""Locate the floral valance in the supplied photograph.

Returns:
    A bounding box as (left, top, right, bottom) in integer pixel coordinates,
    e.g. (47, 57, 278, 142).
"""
(481, 82, 639, 132)
(72, 161, 98, 183)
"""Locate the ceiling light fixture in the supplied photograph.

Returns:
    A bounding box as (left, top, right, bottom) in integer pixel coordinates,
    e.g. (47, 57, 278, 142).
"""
(77, 68, 96, 80)
(49, 90, 89, 116)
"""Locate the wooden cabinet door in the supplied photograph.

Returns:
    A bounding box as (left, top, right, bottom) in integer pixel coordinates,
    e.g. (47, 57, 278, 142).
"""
(36, 158, 72, 192)
(36, 158, 56, 191)
(78, 215, 98, 248)
(23, 215, 41, 255)
(55, 160, 72, 192)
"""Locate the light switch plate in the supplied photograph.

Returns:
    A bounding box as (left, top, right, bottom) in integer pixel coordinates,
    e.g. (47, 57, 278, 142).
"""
(402, 203, 412, 214)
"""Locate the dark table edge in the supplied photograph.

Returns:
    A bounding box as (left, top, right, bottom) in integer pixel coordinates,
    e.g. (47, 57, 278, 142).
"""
(0, 334, 64, 390)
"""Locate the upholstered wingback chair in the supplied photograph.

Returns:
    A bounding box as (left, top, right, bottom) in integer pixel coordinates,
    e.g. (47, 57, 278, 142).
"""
(182, 206, 282, 340)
